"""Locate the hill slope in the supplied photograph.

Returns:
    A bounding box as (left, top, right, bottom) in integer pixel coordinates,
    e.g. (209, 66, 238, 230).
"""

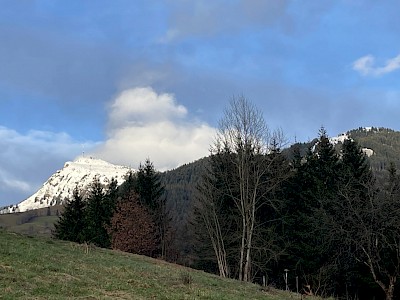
(0, 231, 318, 299)
(347, 127, 400, 171)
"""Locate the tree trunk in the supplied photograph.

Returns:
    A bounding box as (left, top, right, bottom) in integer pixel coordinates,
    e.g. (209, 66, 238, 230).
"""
(365, 254, 397, 300)
(243, 228, 252, 282)
(243, 196, 256, 282)
(238, 214, 246, 281)
(385, 276, 396, 300)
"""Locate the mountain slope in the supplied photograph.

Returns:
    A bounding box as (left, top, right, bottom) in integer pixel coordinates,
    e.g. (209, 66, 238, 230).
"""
(285, 127, 399, 169)
(162, 127, 400, 227)
(0, 157, 131, 214)
(347, 127, 400, 171)
(0, 230, 309, 299)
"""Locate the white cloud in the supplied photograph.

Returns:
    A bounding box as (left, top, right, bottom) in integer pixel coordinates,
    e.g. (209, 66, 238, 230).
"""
(108, 87, 187, 130)
(93, 87, 215, 170)
(353, 53, 400, 76)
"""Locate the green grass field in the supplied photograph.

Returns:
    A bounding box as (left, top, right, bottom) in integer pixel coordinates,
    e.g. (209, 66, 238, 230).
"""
(0, 231, 323, 300)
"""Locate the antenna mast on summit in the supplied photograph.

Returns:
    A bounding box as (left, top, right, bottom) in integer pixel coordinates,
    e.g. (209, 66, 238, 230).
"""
(82, 144, 85, 157)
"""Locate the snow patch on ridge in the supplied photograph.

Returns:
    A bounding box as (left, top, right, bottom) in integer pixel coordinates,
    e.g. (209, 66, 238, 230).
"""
(362, 148, 374, 157)
(329, 133, 349, 146)
(322, 129, 375, 158)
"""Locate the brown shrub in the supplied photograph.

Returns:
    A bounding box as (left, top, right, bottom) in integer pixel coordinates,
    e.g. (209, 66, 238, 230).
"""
(109, 192, 156, 256)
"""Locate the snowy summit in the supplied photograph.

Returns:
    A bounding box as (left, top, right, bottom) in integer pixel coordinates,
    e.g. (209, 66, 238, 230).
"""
(0, 157, 131, 214)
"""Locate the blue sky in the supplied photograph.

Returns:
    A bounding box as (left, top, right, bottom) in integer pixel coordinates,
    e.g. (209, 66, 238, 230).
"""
(2, 0, 400, 206)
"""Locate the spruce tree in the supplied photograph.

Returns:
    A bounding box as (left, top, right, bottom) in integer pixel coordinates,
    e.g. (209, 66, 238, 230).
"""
(136, 159, 165, 211)
(84, 177, 110, 248)
(319, 138, 374, 296)
(118, 170, 136, 197)
(136, 158, 168, 258)
(54, 187, 86, 243)
(103, 177, 118, 228)
(283, 128, 341, 296)
(341, 138, 372, 185)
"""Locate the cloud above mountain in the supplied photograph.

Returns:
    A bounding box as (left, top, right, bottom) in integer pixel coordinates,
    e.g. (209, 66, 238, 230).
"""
(0, 87, 214, 206)
(93, 87, 215, 170)
(108, 88, 187, 130)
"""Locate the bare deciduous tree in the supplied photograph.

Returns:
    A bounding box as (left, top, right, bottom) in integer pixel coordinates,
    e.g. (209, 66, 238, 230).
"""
(204, 95, 286, 281)
(331, 168, 400, 300)
(196, 170, 230, 277)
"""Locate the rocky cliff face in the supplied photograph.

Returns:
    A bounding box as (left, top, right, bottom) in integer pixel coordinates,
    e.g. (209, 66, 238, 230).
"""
(0, 156, 131, 214)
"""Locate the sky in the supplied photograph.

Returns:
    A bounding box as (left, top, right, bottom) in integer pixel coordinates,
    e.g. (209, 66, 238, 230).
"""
(2, 0, 400, 206)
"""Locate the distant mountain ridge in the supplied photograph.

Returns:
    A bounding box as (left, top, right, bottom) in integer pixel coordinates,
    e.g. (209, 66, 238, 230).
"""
(3, 127, 400, 215)
(286, 126, 400, 173)
(346, 127, 400, 171)
(0, 157, 131, 214)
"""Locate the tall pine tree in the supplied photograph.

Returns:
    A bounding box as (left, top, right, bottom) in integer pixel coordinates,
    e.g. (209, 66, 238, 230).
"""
(136, 159, 165, 211)
(84, 177, 110, 248)
(136, 159, 169, 258)
(54, 187, 86, 243)
(283, 128, 341, 296)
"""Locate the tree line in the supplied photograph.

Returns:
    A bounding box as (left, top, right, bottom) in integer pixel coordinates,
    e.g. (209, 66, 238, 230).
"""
(54, 159, 171, 259)
(192, 97, 400, 300)
(54, 96, 400, 300)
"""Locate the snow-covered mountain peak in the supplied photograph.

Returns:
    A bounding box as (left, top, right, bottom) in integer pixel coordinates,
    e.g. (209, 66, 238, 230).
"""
(0, 156, 131, 214)
(64, 156, 129, 174)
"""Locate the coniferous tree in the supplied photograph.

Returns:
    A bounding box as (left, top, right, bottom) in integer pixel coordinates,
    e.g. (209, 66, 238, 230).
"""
(136, 159, 165, 211)
(54, 187, 86, 243)
(324, 138, 375, 297)
(103, 177, 118, 228)
(136, 158, 169, 258)
(252, 138, 290, 282)
(118, 170, 136, 197)
(283, 132, 384, 297)
(84, 177, 110, 248)
(283, 128, 341, 296)
(341, 138, 373, 188)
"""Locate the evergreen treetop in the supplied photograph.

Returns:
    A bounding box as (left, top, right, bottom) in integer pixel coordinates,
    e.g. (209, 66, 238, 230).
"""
(136, 158, 165, 212)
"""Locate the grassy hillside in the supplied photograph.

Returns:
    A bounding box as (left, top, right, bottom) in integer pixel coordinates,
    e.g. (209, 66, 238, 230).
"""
(0, 206, 63, 237)
(0, 231, 323, 300)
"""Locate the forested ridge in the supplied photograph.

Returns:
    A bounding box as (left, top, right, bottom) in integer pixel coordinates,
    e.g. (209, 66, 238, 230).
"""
(162, 126, 400, 245)
(53, 97, 400, 300)
(159, 125, 400, 299)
